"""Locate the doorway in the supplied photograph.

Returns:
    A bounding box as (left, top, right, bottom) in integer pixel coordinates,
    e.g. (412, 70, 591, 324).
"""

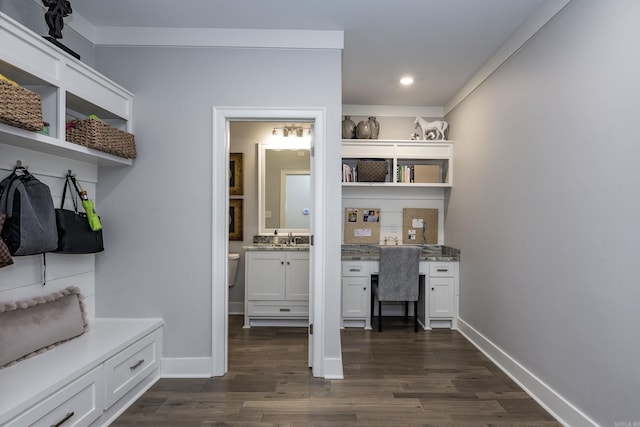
(212, 107, 327, 378)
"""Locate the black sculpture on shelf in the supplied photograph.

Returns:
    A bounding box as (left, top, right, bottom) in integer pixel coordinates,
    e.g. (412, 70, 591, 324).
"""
(41, 0, 80, 59)
(42, 0, 72, 39)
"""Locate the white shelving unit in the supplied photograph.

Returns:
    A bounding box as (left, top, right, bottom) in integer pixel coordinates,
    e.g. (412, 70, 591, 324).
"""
(341, 140, 453, 187)
(0, 12, 134, 166)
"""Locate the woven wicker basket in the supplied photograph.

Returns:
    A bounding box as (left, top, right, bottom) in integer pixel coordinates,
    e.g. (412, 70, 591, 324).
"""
(0, 80, 44, 132)
(357, 159, 389, 182)
(66, 119, 137, 159)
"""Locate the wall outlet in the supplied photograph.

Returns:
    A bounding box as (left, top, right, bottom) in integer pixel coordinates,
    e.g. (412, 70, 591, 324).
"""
(265, 210, 272, 218)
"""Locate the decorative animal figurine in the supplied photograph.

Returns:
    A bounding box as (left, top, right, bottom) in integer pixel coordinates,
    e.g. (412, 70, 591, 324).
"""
(414, 117, 448, 140)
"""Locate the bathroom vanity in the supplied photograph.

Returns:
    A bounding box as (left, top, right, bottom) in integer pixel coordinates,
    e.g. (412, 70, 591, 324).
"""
(243, 245, 310, 327)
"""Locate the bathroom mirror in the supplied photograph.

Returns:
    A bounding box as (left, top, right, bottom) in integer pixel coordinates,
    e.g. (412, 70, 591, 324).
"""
(258, 143, 310, 235)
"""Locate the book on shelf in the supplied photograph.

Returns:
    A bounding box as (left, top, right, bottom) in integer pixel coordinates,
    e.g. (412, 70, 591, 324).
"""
(342, 163, 356, 182)
(396, 164, 442, 183)
(396, 165, 414, 183)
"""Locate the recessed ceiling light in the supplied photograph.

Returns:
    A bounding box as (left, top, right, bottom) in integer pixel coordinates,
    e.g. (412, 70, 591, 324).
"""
(400, 76, 414, 86)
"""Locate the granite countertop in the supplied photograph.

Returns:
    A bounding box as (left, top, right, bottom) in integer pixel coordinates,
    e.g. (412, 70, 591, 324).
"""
(242, 242, 459, 260)
(341, 244, 460, 261)
(243, 244, 310, 251)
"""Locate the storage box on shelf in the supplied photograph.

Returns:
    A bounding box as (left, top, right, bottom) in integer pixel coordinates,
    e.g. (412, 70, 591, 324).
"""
(342, 140, 453, 187)
(66, 118, 136, 159)
(0, 79, 44, 132)
(0, 12, 135, 166)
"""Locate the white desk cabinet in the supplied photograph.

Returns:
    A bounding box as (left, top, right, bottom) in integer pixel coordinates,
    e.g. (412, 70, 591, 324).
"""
(341, 259, 459, 330)
(341, 261, 371, 328)
(425, 262, 459, 328)
(245, 250, 309, 326)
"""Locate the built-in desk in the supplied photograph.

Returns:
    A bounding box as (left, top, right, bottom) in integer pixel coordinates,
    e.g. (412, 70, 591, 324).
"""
(341, 245, 460, 330)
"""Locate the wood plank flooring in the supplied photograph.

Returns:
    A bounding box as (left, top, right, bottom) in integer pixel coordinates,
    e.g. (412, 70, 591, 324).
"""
(112, 316, 560, 426)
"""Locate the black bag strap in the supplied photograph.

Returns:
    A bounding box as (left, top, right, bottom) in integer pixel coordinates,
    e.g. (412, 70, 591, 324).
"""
(61, 173, 79, 212)
(1, 170, 25, 213)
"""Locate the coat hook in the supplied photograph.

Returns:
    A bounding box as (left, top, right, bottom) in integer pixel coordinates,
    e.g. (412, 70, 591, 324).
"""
(15, 160, 27, 170)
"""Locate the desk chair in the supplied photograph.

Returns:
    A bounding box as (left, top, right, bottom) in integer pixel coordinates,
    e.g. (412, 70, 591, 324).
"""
(372, 245, 421, 332)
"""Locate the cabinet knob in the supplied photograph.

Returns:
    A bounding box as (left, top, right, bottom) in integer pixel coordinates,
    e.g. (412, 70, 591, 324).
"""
(281, 261, 285, 265)
(431, 287, 435, 291)
(287, 261, 290, 265)
(364, 287, 367, 291)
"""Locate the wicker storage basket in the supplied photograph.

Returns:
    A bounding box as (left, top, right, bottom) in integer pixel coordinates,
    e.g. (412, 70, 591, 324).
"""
(357, 159, 389, 182)
(0, 80, 44, 132)
(66, 118, 137, 159)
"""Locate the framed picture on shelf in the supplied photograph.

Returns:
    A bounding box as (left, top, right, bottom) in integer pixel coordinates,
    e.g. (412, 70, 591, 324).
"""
(229, 153, 244, 196)
(229, 199, 243, 241)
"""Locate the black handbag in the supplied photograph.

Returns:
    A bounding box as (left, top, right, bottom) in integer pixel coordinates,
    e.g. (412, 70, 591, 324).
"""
(55, 174, 104, 254)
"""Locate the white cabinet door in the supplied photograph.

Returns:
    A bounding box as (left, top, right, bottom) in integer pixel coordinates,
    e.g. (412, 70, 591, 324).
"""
(285, 251, 309, 301)
(342, 276, 368, 318)
(246, 252, 286, 300)
(429, 277, 455, 318)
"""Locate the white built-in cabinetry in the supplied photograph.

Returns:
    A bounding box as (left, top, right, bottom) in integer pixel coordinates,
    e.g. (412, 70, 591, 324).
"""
(341, 261, 370, 328)
(0, 319, 163, 427)
(427, 262, 457, 318)
(244, 250, 309, 327)
(0, 12, 164, 426)
(341, 260, 459, 330)
(342, 140, 453, 187)
(0, 12, 133, 166)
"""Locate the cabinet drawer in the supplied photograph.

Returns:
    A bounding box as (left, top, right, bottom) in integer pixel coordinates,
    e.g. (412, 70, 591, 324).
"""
(248, 301, 309, 317)
(395, 144, 451, 159)
(342, 143, 394, 158)
(5, 366, 104, 427)
(342, 262, 368, 277)
(104, 329, 161, 409)
(429, 263, 455, 277)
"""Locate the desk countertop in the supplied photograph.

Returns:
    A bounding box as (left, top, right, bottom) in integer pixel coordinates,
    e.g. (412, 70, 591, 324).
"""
(342, 244, 460, 261)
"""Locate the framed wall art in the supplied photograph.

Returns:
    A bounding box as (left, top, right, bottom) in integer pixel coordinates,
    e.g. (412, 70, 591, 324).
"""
(229, 153, 244, 196)
(229, 199, 243, 241)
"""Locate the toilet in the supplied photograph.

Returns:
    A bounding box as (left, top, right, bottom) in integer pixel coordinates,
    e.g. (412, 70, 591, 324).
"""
(228, 253, 240, 287)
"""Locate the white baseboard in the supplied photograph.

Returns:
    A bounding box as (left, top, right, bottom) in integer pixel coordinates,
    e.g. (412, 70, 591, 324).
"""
(161, 357, 213, 378)
(457, 317, 597, 427)
(228, 301, 243, 315)
(322, 357, 344, 379)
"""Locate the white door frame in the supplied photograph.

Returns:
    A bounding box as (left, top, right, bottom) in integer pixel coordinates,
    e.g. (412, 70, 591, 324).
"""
(212, 107, 326, 377)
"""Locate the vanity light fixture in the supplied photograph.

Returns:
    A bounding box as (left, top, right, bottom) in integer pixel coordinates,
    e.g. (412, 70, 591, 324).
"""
(400, 76, 414, 86)
(271, 126, 310, 138)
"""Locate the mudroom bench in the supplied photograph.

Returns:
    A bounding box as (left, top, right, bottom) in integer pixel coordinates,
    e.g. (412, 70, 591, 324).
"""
(0, 318, 163, 427)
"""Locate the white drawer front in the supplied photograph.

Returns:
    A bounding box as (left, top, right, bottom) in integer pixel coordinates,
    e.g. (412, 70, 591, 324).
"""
(5, 366, 104, 427)
(104, 329, 161, 409)
(342, 262, 368, 277)
(341, 143, 394, 158)
(248, 301, 309, 317)
(429, 263, 455, 277)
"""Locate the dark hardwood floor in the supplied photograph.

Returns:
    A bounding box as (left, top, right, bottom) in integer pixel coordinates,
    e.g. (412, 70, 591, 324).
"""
(112, 316, 560, 426)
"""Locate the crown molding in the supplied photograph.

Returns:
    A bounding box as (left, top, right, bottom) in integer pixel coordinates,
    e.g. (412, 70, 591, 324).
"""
(93, 26, 343, 49)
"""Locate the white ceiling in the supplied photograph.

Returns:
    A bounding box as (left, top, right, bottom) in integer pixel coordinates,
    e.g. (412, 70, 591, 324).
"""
(68, 0, 549, 107)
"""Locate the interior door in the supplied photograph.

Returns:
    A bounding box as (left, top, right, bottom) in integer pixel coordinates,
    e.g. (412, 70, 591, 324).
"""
(308, 124, 315, 368)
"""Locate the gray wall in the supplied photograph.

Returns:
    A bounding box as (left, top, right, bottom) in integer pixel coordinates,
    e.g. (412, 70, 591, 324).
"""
(93, 46, 341, 358)
(0, 0, 95, 66)
(445, 1, 640, 424)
